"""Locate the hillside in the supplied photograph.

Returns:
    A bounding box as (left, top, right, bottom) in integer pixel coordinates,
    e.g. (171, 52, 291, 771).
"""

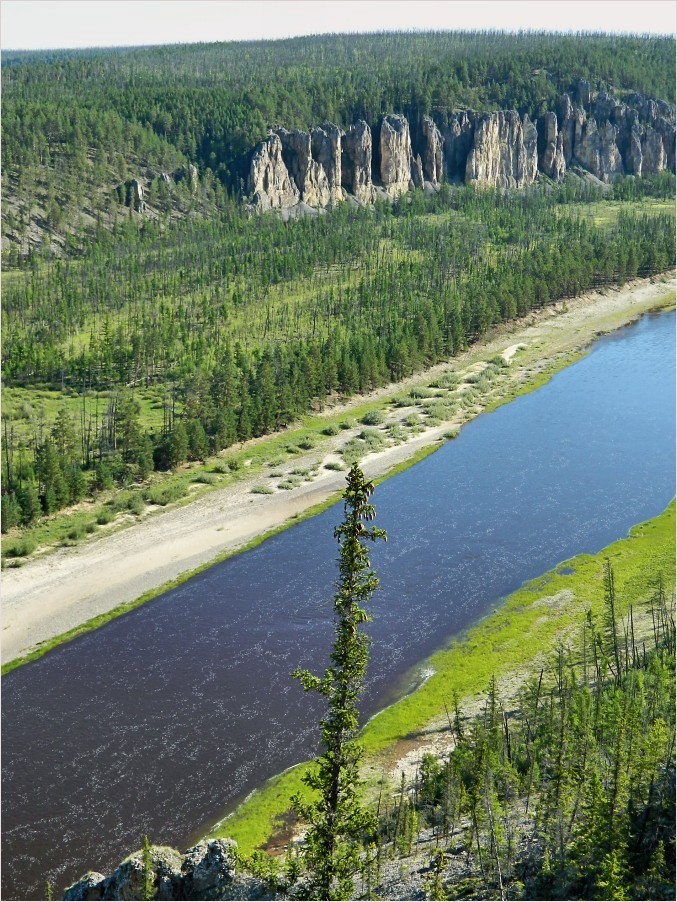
(2, 31, 675, 255)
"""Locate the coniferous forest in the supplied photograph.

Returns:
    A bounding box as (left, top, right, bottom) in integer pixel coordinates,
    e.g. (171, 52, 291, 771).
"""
(2, 26, 676, 902)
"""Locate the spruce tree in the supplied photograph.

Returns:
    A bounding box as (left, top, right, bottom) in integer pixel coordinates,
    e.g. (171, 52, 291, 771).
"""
(293, 465, 386, 900)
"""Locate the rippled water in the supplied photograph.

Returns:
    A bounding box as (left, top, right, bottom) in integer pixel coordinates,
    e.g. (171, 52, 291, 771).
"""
(2, 311, 675, 899)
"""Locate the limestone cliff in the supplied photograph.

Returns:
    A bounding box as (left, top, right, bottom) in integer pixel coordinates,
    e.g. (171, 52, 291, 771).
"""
(421, 116, 444, 185)
(311, 124, 343, 202)
(341, 120, 374, 203)
(465, 111, 538, 189)
(572, 117, 624, 182)
(245, 86, 675, 212)
(379, 114, 413, 196)
(276, 128, 331, 207)
(539, 111, 566, 181)
(247, 134, 300, 211)
(441, 111, 475, 182)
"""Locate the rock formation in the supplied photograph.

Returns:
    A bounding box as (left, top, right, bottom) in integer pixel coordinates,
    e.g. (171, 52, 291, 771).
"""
(62, 839, 277, 901)
(573, 117, 624, 181)
(379, 114, 413, 196)
(465, 111, 538, 188)
(421, 116, 444, 184)
(539, 111, 566, 181)
(244, 86, 675, 211)
(558, 94, 576, 165)
(442, 111, 475, 181)
(311, 124, 343, 202)
(276, 128, 331, 207)
(341, 120, 374, 203)
(410, 153, 424, 188)
(247, 134, 300, 211)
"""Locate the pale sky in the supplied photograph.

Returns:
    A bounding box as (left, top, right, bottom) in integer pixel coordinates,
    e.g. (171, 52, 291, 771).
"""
(1, 0, 675, 51)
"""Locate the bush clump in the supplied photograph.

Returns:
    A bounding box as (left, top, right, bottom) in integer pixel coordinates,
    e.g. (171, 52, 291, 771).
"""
(360, 409, 385, 426)
(143, 483, 187, 506)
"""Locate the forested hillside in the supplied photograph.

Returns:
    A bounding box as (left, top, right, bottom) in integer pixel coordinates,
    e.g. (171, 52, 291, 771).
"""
(2, 31, 675, 255)
(1, 31, 675, 546)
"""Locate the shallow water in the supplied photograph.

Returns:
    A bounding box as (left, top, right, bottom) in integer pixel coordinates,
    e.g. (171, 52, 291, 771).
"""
(2, 311, 675, 899)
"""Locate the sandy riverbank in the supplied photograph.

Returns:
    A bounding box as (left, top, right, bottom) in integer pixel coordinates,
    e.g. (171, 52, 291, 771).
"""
(2, 274, 674, 665)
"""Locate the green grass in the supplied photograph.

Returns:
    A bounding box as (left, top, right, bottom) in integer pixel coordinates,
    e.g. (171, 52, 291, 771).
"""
(215, 501, 675, 854)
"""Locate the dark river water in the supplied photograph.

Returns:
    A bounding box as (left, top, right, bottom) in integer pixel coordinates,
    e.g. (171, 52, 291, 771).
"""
(2, 311, 675, 899)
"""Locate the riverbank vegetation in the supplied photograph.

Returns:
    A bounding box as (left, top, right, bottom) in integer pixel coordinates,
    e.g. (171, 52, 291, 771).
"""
(216, 500, 675, 896)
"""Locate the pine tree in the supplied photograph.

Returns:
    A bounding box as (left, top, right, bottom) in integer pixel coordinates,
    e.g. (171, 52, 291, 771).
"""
(292, 465, 386, 900)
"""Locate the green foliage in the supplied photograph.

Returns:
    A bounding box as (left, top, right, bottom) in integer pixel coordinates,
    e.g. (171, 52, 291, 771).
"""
(143, 482, 187, 506)
(360, 410, 385, 426)
(141, 836, 154, 902)
(292, 466, 386, 899)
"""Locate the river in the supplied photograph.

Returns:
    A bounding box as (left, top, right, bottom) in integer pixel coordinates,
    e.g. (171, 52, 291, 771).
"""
(2, 310, 675, 899)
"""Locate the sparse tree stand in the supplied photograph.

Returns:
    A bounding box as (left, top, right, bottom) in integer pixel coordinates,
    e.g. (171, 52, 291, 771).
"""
(293, 465, 386, 900)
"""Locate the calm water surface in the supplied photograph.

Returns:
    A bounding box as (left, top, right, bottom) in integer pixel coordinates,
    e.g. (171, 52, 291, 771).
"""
(2, 311, 675, 899)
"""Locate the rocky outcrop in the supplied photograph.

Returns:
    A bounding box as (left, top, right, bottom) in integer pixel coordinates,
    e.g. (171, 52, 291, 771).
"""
(442, 111, 475, 181)
(244, 86, 674, 211)
(573, 117, 624, 181)
(539, 111, 566, 181)
(311, 124, 343, 202)
(410, 153, 424, 188)
(276, 128, 331, 207)
(466, 111, 538, 188)
(247, 134, 300, 211)
(379, 114, 413, 196)
(341, 120, 374, 203)
(558, 94, 576, 165)
(421, 116, 444, 184)
(63, 839, 278, 901)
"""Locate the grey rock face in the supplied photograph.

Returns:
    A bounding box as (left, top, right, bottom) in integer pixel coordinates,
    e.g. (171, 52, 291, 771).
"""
(539, 111, 566, 180)
(421, 116, 444, 184)
(575, 79, 592, 107)
(62, 839, 277, 902)
(247, 134, 300, 211)
(276, 128, 331, 207)
(442, 111, 475, 181)
(642, 126, 667, 174)
(465, 111, 538, 188)
(558, 93, 576, 165)
(342, 120, 375, 203)
(62, 871, 106, 901)
(410, 153, 424, 188)
(311, 124, 343, 202)
(573, 117, 624, 181)
(379, 114, 413, 196)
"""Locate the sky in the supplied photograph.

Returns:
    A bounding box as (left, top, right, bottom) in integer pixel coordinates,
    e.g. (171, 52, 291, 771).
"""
(1, 0, 675, 51)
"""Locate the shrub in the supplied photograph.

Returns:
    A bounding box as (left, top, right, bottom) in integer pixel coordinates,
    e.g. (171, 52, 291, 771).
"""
(324, 461, 345, 471)
(322, 423, 340, 436)
(409, 387, 434, 399)
(360, 409, 385, 426)
(5, 536, 37, 558)
(251, 485, 275, 494)
(297, 437, 315, 450)
(143, 483, 187, 506)
(403, 413, 420, 427)
(127, 494, 145, 516)
(193, 473, 219, 485)
(96, 508, 114, 525)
